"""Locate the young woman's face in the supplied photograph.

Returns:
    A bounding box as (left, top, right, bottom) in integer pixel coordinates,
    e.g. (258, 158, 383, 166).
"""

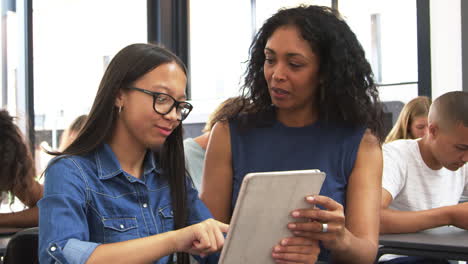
(119, 62, 187, 150)
(263, 25, 320, 112)
(409, 116, 428, 139)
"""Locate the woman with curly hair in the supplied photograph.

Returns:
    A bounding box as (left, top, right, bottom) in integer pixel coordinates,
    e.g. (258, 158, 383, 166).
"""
(385, 96, 431, 143)
(201, 5, 384, 263)
(0, 109, 43, 227)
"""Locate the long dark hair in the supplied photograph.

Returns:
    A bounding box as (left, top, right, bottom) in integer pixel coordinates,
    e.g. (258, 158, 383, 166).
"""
(47, 43, 190, 263)
(236, 5, 384, 142)
(0, 109, 35, 196)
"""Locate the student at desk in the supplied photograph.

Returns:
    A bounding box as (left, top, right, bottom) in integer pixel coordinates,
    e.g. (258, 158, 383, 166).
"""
(380, 91, 468, 263)
(0, 109, 43, 228)
(385, 96, 431, 143)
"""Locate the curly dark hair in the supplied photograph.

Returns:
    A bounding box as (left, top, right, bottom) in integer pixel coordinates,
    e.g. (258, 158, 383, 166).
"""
(0, 109, 35, 195)
(237, 5, 384, 141)
(202, 96, 250, 133)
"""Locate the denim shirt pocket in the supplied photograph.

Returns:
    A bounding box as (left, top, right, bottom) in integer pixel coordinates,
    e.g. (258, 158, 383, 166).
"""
(102, 217, 139, 243)
(158, 204, 174, 232)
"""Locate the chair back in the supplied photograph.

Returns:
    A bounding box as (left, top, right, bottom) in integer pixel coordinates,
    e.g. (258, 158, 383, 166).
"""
(3, 227, 39, 264)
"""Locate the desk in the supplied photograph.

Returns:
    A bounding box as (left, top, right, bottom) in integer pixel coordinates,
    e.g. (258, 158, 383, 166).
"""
(378, 226, 468, 262)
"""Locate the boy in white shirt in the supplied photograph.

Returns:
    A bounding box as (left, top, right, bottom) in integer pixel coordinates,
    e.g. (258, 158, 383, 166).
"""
(381, 91, 468, 233)
(380, 91, 468, 263)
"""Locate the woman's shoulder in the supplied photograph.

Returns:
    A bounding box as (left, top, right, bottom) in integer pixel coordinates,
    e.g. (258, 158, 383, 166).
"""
(49, 152, 95, 169)
(358, 129, 381, 150)
(45, 152, 96, 182)
(42, 154, 96, 197)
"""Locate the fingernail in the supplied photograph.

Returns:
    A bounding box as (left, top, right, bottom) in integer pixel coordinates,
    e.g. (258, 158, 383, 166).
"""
(288, 223, 296, 229)
(292, 211, 300, 217)
(306, 196, 315, 201)
(293, 231, 301, 235)
(274, 246, 281, 251)
(281, 239, 287, 245)
(272, 253, 279, 257)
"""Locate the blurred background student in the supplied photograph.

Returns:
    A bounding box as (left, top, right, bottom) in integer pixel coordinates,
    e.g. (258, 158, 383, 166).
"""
(58, 114, 87, 151)
(34, 114, 88, 177)
(0, 109, 43, 227)
(184, 97, 247, 191)
(385, 96, 431, 143)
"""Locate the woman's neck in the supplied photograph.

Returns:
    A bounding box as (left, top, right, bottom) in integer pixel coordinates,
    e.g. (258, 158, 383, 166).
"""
(108, 123, 147, 178)
(276, 105, 318, 127)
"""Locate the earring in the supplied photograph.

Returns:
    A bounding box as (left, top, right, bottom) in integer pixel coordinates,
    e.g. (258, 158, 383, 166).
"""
(119, 106, 122, 113)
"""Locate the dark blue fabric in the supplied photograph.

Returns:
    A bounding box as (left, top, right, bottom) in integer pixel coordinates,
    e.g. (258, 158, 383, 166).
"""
(229, 118, 366, 261)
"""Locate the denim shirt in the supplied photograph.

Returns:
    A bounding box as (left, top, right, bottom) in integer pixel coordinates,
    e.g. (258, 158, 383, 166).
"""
(38, 144, 217, 264)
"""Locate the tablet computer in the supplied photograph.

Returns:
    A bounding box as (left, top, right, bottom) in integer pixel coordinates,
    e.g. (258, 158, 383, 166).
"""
(218, 169, 326, 264)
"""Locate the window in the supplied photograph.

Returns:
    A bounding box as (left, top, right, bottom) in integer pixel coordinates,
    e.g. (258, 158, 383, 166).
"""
(1, 9, 18, 114)
(189, 1, 252, 102)
(339, 0, 419, 103)
(33, 0, 146, 171)
(255, 0, 331, 32)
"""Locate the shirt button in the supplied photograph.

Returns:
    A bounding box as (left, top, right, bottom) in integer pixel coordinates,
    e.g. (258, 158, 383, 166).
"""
(120, 224, 125, 229)
(143, 203, 148, 208)
(50, 246, 57, 252)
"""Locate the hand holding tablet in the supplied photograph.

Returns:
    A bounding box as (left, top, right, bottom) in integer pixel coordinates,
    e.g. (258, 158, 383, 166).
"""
(218, 169, 326, 264)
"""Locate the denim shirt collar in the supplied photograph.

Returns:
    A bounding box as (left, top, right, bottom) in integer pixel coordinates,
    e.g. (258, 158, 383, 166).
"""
(95, 143, 159, 180)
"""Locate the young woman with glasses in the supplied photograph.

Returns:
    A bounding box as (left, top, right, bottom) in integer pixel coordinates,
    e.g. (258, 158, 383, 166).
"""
(201, 5, 384, 264)
(38, 44, 225, 264)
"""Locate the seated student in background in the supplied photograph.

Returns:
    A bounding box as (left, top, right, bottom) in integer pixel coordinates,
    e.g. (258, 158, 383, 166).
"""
(385, 96, 431, 143)
(35, 115, 88, 176)
(381, 91, 468, 233)
(184, 97, 246, 191)
(58, 114, 87, 151)
(202, 5, 384, 264)
(380, 91, 468, 262)
(0, 109, 43, 227)
(38, 43, 311, 264)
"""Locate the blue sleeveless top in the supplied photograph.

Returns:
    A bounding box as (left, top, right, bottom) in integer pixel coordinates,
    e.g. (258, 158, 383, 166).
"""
(229, 118, 366, 260)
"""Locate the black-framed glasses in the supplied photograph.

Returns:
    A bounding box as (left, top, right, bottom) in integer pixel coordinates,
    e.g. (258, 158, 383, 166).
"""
(127, 87, 193, 121)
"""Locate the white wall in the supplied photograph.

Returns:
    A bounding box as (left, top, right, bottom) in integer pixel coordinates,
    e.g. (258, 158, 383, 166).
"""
(430, 0, 463, 98)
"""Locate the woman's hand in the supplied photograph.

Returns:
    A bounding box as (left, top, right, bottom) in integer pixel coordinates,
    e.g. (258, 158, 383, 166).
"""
(173, 218, 229, 257)
(272, 236, 320, 264)
(288, 195, 349, 252)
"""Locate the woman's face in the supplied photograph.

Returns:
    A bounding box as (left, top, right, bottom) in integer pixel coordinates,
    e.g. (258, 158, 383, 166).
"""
(263, 25, 321, 112)
(118, 62, 187, 150)
(409, 116, 428, 139)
